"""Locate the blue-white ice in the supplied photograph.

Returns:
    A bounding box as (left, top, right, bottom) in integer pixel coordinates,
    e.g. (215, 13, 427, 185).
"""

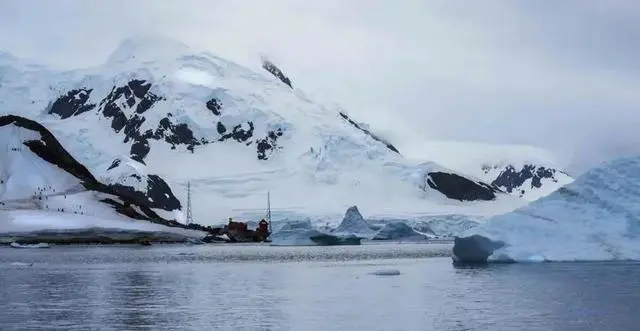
(455, 156, 640, 262)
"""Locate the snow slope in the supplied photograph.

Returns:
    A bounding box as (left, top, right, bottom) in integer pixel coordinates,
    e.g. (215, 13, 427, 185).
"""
(0, 37, 526, 224)
(405, 140, 574, 201)
(0, 115, 205, 241)
(452, 155, 640, 263)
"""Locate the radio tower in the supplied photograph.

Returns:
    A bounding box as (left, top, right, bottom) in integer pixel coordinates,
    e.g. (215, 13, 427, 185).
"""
(186, 181, 193, 225)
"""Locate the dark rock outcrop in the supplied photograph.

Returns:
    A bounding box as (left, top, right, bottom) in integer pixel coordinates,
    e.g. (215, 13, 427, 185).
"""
(486, 164, 567, 197)
(98, 80, 163, 163)
(206, 97, 222, 116)
(48, 88, 96, 119)
(256, 128, 283, 160)
(151, 117, 200, 154)
(261, 58, 292, 88)
(107, 159, 121, 171)
(105, 159, 181, 211)
(218, 122, 255, 143)
(0, 115, 182, 226)
(427, 172, 498, 201)
(338, 112, 399, 154)
(109, 176, 180, 211)
(452, 235, 508, 264)
(47, 80, 284, 162)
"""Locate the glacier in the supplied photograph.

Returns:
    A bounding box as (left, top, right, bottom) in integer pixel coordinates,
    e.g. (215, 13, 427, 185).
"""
(452, 155, 640, 263)
(372, 222, 431, 241)
(0, 36, 529, 228)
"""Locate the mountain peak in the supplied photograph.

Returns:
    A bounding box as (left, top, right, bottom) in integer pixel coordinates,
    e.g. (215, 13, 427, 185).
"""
(105, 35, 193, 66)
(0, 39, 528, 222)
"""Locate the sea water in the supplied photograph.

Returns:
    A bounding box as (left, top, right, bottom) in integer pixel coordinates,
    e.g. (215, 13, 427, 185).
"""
(1, 243, 639, 330)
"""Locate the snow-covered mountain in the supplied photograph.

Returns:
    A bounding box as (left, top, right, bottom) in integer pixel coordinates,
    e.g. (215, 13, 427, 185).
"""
(452, 155, 640, 263)
(0, 115, 205, 242)
(0, 37, 526, 224)
(406, 141, 574, 201)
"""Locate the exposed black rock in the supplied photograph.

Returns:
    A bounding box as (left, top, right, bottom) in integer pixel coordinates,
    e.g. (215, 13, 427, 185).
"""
(92, 80, 201, 162)
(206, 98, 222, 116)
(130, 139, 151, 163)
(256, 128, 283, 160)
(218, 122, 254, 143)
(98, 81, 165, 162)
(486, 164, 565, 197)
(215, 121, 225, 135)
(48, 89, 96, 119)
(127, 79, 151, 98)
(0, 115, 184, 226)
(261, 58, 292, 88)
(107, 159, 121, 171)
(43, 79, 288, 163)
(152, 117, 200, 153)
(452, 235, 508, 264)
(338, 112, 399, 154)
(109, 174, 181, 211)
(427, 172, 498, 201)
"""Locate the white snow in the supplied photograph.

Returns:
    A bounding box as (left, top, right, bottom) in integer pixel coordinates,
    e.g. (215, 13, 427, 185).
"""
(1, 36, 533, 229)
(0, 209, 201, 236)
(175, 66, 215, 87)
(102, 158, 149, 193)
(0, 124, 82, 201)
(458, 155, 640, 262)
(404, 140, 574, 201)
(0, 120, 205, 240)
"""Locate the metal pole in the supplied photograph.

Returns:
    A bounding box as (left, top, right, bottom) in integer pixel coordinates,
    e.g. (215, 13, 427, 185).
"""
(267, 191, 272, 233)
(186, 182, 193, 225)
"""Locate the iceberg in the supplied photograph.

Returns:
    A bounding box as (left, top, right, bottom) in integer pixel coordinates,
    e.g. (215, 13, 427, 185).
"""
(10, 242, 50, 249)
(332, 206, 377, 239)
(452, 156, 640, 263)
(269, 219, 360, 246)
(372, 221, 431, 241)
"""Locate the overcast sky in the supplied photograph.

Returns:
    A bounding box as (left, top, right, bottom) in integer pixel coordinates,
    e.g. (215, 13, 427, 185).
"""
(1, 0, 639, 174)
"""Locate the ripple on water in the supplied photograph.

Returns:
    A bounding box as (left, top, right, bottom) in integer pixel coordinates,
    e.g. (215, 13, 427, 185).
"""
(2, 244, 639, 330)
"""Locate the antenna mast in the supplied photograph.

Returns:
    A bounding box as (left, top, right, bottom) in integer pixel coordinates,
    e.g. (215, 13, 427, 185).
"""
(186, 181, 193, 225)
(267, 191, 272, 233)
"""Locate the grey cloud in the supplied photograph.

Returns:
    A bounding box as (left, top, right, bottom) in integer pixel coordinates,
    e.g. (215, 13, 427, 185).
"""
(0, 0, 638, 173)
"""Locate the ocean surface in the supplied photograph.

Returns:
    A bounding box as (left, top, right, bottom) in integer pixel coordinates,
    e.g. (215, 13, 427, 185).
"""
(1, 243, 639, 331)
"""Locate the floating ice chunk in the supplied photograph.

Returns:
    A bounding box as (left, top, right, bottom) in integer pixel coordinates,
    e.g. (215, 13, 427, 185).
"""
(10, 242, 50, 249)
(9, 262, 33, 266)
(369, 269, 401, 276)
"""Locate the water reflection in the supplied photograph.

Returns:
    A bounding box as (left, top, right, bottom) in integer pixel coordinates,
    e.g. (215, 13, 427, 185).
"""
(2, 246, 640, 330)
(112, 270, 158, 329)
